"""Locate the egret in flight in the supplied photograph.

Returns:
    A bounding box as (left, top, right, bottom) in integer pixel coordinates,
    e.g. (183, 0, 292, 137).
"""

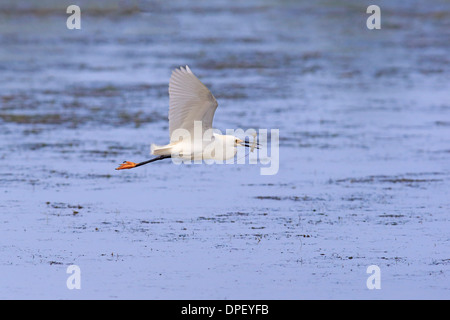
(116, 65, 258, 170)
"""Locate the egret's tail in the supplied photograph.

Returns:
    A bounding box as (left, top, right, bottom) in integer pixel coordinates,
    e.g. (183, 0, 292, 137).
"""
(151, 143, 173, 156)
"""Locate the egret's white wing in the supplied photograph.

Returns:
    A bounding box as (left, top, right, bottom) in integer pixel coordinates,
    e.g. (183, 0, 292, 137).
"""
(168, 66, 218, 141)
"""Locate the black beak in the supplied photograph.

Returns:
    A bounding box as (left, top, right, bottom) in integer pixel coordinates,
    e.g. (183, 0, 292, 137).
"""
(242, 138, 260, 149)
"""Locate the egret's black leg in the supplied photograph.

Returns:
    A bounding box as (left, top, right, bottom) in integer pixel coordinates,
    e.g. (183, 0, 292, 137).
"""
(116, 155, 171, 170)
(135, 155, 172, 167)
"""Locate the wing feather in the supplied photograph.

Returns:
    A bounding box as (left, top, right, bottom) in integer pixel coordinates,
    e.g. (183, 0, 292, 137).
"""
(168, 66, 218, 141)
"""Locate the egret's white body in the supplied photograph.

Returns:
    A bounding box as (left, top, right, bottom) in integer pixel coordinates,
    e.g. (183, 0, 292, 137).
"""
(116, 65, 253, 170)
(151, 65, 240, 161)
(152, 133, 238, 161)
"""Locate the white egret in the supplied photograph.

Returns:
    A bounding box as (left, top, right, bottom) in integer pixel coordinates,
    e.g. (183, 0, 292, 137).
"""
(116, 65, 258, 170)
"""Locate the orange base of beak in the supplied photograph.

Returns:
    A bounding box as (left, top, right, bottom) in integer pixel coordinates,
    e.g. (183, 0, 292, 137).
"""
(116, 161, 137, 170)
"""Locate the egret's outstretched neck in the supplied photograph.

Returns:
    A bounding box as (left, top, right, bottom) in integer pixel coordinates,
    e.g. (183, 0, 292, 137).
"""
(213, 133, 231, 139)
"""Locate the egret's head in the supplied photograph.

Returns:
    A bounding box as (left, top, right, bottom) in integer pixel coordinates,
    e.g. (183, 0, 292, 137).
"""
(234, 138, 244, 147)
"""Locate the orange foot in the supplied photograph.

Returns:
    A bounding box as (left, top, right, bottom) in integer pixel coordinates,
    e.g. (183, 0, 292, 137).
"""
(116, 161, 137, 170)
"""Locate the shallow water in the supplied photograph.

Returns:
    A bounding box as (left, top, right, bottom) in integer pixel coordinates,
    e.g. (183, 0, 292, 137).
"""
(0, 0, 449, 299)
